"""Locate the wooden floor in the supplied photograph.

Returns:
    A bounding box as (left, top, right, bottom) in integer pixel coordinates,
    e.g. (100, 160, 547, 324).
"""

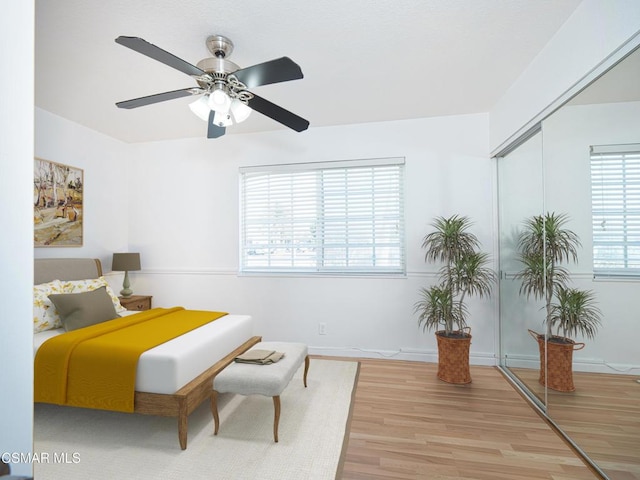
(510, 368, 640, 480)
(335, 358, 599, 480)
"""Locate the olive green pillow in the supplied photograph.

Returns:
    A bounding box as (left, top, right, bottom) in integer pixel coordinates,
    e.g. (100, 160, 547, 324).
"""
(49, 286, 120, 332)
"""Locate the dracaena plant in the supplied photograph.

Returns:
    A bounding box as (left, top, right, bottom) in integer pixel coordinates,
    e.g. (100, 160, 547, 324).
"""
(414, 215, 495, 336)
(515, 212, 601, 340)
(549, 287, 601, 340)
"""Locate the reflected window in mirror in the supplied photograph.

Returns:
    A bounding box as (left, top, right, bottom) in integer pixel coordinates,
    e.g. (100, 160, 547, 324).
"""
(591, 143, 640, 278)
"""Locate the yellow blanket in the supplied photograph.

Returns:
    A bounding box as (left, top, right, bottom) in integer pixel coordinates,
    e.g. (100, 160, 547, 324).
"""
(35, 307, 227, 412)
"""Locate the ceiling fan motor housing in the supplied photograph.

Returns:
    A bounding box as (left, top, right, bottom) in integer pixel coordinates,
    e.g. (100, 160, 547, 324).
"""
(196, 57, 240, 75)
(196, 36, 241, 91)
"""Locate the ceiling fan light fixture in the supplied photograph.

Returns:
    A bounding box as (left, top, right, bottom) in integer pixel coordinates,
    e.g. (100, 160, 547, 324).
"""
(230, 99, 252, 123)
(208, 88, 231, 113)
(188, 96, 211, 122)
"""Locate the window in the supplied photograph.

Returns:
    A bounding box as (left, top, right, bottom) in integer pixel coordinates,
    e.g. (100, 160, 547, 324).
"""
(240, 158, 405, 275)
(591, 144, 640, 277)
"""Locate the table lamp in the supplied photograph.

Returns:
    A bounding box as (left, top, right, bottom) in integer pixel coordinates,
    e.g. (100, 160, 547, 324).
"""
(112, 252, 141, 297)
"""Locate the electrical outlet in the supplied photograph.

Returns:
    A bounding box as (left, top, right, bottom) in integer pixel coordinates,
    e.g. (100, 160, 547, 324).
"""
(318, 322, 327, 335)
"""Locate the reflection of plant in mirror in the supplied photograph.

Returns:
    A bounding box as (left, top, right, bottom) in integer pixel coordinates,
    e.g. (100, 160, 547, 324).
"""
(515, 212, 601, 340)
(550, 287, 601, 341)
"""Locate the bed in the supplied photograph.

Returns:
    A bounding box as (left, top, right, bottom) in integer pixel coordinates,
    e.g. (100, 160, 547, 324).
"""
(33, 258, 260, 449)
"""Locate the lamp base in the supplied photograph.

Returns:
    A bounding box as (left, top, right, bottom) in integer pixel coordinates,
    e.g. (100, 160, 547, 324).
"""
(120, 271, 133, 297)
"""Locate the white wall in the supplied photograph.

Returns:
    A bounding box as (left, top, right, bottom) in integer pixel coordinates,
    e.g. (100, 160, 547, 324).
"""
(490, 1, 640, 152)
(126, 114, 498, 363)
(34, 108, 132, 269)
(0, 1, 34, 477)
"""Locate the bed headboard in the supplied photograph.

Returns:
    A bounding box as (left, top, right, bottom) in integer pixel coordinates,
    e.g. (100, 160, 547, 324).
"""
(34, 258, 103, 284)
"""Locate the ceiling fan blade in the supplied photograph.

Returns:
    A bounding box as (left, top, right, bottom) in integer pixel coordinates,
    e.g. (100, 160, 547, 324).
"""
(247, 94, 309, 132)
(207, 110, 226, 139)
(115, 36, 205, 77)
(116, 88, 200, 109)
(232, 57, 303, 89)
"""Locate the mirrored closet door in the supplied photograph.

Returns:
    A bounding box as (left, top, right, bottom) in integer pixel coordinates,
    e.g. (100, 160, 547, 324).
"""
(498, 45, 640, 479)
(497, 130, 547, 407)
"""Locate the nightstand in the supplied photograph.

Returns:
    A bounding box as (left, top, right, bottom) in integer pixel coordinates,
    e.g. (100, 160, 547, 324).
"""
(118, 294, 153, 311)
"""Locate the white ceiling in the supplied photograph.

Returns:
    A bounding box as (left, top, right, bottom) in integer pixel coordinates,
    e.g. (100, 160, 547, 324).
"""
(35, 0, 583, 143)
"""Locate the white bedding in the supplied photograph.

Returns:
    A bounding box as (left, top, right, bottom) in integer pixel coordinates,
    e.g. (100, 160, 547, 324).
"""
(34, 311, 254, 395)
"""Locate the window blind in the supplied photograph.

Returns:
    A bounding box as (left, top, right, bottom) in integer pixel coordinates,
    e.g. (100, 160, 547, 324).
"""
(240, 158, 405, 274)
(591, 144, 640, 277)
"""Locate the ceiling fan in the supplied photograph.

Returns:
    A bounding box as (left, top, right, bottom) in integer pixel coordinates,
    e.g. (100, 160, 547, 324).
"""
(115, 35, 309, 139)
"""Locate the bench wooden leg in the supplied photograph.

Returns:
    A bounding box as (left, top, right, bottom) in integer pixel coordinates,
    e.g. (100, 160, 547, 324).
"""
(303, 355, 310, 388)
(211, 390, 220, 435)
(273, 395, 280, 442)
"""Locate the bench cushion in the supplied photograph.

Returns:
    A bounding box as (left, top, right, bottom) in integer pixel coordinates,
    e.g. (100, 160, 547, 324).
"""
(213, 342, 308, 397)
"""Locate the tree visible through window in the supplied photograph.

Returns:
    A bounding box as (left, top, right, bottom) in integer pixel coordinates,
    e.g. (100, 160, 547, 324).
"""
(240, 158, 405, 274)
(590, 144, 640, 277)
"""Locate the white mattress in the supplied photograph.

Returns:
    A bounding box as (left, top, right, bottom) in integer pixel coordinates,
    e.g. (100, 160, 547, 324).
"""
(34, 311, 254, 395)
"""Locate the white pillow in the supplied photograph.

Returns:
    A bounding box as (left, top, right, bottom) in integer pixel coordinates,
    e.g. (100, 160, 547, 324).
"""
(34, 279, 64, 333)
(59, 277, 127, 314)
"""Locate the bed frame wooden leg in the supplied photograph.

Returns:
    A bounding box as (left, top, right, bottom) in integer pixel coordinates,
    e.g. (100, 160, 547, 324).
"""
(273, 395, 281, 443)
(178, 399, 188, 450)
(303, 355, 310, 388)
(211, 390, 220, 435)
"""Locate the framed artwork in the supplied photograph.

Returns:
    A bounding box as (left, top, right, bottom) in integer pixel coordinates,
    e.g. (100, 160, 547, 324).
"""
(34, 158, 84, 247)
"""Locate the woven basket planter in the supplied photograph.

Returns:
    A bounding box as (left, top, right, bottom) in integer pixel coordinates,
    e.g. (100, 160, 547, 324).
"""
(436, 329, 472, 384)
(529, 329, 585, 392)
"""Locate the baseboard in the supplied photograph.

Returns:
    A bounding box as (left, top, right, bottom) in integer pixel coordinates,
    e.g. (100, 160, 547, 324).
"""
(308, 345, 497, 366)
(502, 354, 640, 375)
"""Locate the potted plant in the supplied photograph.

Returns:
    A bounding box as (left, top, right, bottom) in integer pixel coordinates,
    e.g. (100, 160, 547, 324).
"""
(414, 215, 495, 384)
(516, 212, 602, 392)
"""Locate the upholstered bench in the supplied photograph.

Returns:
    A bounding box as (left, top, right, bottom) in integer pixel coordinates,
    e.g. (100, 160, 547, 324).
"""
(211, 341, 309, 442)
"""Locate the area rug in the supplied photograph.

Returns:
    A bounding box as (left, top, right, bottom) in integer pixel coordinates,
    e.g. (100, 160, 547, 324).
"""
(34, 359, 359, 480)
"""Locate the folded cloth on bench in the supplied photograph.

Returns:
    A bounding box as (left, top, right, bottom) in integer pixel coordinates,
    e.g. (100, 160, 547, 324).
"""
(234, 349, 285, 365)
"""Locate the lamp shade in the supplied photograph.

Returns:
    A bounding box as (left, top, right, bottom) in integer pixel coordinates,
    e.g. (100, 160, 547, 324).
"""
(230, 99, 252, 123)
(208, 89, 231, 113)
(188, 96, 211, 122)
(112, 253, 141, 272)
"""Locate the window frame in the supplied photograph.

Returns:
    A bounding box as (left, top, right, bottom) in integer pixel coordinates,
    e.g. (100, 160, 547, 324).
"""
(590, 143, 640, 279)
(239, 157, 406, 276)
